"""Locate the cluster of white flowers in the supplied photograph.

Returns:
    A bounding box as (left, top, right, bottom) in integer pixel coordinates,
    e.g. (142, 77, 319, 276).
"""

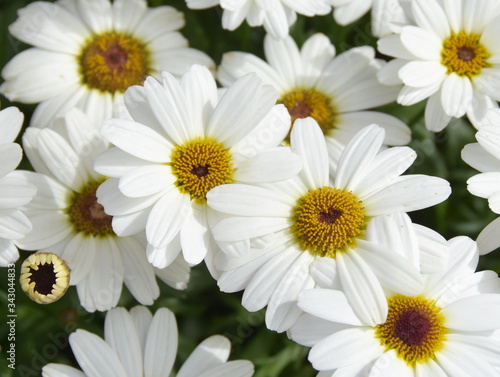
(2, 0, 500, 375)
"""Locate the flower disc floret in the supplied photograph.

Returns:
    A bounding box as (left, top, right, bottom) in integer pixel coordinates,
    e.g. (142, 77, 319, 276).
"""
(375, 295, 447, 366)
(67, 180, 113, 236)
(79, 32, 151, 93)
(279, 88, 336, 138)
(170, 137, 234, 203)
(291, 187, 365, 257)
(441, 31, 490, 77)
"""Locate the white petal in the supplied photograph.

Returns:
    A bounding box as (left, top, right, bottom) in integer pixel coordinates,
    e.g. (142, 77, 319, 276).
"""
(207, 183, 293, 217)
(42, 364, 86, 377)
(477, 216, 500, 255)
(62, 233, 97, 286)
(398, 61, 447, 88)
(437, 339, 500, 377)
(441, 74, 473, 117)
(104, 308, 143, 377)
(177, 335, 230, 377)
(211, 216, 290, 242)
(118, 165, 175, 198)
(298, 288, 363, 326)
(242, 246, 299, 312)
(15, 211, 72, 251)
(335, 124, 385, 192)
(356, 240, 423, 296)
(100, 119, 172, 163)
(290, 118, 329, 188)
(425, 90, 452, 132)
(146, 190, 191, 248)
(0, 107, 23, 143)
(180, 203, 209, 265)
(144, 308, 177, 377)
(364, 175, 451, 215)
(309, 328, 383, 370)
(94, 147, 149, 178)
(400, 26, 442, 60)
(118, 236, 159, 305)
(266, 251, 316, 332)
(233, 148, 302, 184)
(69, 330, 128, 377)
(143, 74, 193, 145)
(207, 73, 277, 146)
(336, 250, 388, 327)
(442, 294, 500, 332)
(87, 237, 123, 311)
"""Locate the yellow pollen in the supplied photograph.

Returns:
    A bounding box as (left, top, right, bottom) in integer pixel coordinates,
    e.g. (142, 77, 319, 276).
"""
(278, 88, 336, 140)
(375, 295, 447, 366)
(170, 137, 234, 203)
(291, 187, 365, 257)
(79, 32, 151, 93)
(441, 31, 490, 77)
(67, 180, 114, 237)
(20, 252, 70, 304)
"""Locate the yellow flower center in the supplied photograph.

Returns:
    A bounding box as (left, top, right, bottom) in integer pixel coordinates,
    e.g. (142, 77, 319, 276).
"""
(20, 252, 70, 304)
(278, 88, 337, 140)
(291, 187, 365, 257)
(170, 137, 234, 203)
(67, 180, 114, 237)
(375, 295, 447, 366)
(79, 32, 151, 93)
(441, 31, 490, 77)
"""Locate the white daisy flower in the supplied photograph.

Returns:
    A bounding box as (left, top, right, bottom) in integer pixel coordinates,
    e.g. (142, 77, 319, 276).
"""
(185, 0, 331, 39)
(331, 0, 406, 37)
(218, 33, 410, 170)
(0, 106, 36, 266)
(1, 0, 214, 128)
(94, 64, 302, 277)
(462, 108, 500, 255)
(42, 305, 254, 377)
(206, 117, 451, 332)
(12, 109, 189, 312)
(377, 0, 500, 132)
(290, 236, 500, 376)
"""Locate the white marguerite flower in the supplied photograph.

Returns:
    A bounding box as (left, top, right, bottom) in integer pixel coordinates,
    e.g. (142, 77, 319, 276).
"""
(331, 0, 406, 37)
(12, 109, 189, 312)
(462, 108, 500, 255)
(185, 0, 331, 39)
(290, 236, 500, 376)
(206, 117, 451, 332)
(1, 0, 214, 128)
(0, 106, 36, 266)
(94, 64, 302, 277)
(42, 305, 254, 377)
(377, 0, 500, 132)
(218, 33, 410, 170)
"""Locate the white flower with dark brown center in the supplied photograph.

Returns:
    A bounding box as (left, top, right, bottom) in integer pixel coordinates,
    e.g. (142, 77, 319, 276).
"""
(186, 0, 331, 39)
(206, 118, 451, 332)
(218, 33, 410, 171)
(94, 65, 302, 276)
(289, 236, 500, 376)
(12, 109, 189, 312)
(377, 0, 500, 131)
(42, 306, 254, 377)
(1, 0, 214, 128)
(462, 108, 500, 255)
(0, 106, 36, 266)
